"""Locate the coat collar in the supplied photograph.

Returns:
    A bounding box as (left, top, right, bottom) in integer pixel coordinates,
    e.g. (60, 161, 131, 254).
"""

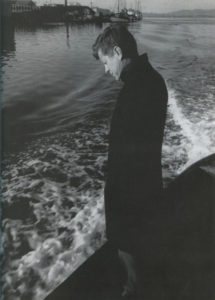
(120, 53, 149, 83)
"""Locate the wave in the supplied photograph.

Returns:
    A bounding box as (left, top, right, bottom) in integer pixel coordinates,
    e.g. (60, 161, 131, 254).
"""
(163, 88, 215, 177)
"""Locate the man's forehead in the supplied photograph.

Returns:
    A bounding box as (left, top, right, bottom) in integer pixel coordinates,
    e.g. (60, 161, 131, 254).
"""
(98, 48, 103, 55)
(98, 49, 106, 62)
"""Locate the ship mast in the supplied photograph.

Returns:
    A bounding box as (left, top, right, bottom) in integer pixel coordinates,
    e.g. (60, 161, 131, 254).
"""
(135, 0, 139, 10)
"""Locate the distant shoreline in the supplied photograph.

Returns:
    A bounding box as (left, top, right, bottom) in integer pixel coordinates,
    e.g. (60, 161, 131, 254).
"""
(141, 15, 215, 18)
(141, 8, 215, 18)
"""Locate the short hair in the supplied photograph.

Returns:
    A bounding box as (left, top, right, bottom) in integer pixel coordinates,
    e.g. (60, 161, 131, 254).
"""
(92, 25, 138, 60)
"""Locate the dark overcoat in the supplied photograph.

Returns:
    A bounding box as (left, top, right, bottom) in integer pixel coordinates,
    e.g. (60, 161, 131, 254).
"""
(104, 53, 168, 256)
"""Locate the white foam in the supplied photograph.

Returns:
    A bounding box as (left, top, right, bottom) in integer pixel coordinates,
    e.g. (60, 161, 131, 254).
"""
(167, 88, 215, 173)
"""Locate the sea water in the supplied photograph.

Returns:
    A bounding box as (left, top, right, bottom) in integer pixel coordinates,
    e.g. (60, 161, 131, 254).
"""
(1, 18, 215, 299)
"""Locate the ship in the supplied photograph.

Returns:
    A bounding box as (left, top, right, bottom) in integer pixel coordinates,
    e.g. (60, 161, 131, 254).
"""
(110, 0, 130, 23)
(45, 153, 215, 300)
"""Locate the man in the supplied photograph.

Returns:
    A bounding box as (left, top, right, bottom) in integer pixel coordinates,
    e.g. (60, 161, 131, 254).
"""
(92, 25, 168, 298)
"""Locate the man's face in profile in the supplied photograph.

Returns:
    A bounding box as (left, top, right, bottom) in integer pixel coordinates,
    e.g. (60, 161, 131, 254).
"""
(98, 47, 123, 80)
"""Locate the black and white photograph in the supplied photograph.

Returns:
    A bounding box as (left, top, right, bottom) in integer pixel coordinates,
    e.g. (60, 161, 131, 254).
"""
(1, 0, 215, 299)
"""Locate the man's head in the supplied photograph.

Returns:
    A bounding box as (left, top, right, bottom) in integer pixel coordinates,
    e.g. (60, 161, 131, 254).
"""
(92, 25, 138, 80)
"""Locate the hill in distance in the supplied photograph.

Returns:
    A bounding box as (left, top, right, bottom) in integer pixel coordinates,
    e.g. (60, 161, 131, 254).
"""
(142, 9, 215, 18)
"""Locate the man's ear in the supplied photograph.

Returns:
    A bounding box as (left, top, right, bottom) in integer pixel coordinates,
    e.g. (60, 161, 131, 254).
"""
(113, 46, 123, 59)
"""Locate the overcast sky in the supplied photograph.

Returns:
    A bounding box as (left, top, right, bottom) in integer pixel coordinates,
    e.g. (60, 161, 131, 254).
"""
(34, 0, 215, 13)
